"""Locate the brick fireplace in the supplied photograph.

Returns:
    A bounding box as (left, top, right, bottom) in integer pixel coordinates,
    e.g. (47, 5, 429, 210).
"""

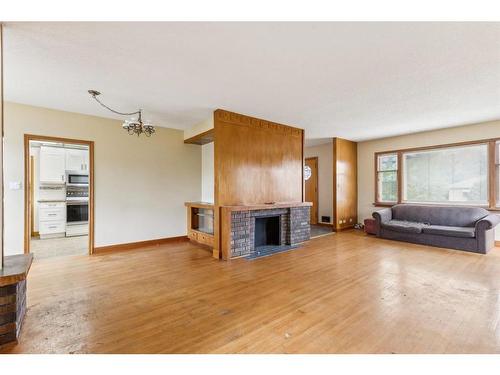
(226, 203, 311, 258)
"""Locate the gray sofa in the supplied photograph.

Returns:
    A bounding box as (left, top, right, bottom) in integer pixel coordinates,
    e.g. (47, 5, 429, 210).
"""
(372, 204, 500, 254)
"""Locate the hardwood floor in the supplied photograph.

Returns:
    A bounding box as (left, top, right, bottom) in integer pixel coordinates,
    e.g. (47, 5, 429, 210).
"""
(2, 230, 500, 354)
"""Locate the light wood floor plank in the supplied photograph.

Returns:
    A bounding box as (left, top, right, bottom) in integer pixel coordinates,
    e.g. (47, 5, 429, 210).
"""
(2, 230, 500, 353)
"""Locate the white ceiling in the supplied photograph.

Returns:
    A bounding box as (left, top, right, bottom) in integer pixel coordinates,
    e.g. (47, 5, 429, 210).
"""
(4, 22, 500, 142)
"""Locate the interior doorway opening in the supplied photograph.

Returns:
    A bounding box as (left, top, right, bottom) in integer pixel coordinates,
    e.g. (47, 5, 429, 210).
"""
(24, 134, 94, 259)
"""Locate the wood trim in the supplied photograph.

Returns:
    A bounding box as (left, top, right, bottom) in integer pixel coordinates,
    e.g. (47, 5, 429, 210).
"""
(29, 156, 36, 237)
(302, 129, 305, 202)
(374, 138, 500, 208)
(372, 202, 394, 207)
(488, 140, 496, 209)
(0, 24, 3, 269)
(220, 202, 311, 211)
(184, 129, 214, 145)
(214, 109, 303, 136)
(93, 236, 188, 254)
(332, 138, 337, 229)
(220, 207, 232, 261)
(88, 141, 94, 255)
(23, 134, 95, 255)
(495, 241, 500, 248)
(185, 201, 214, 209)
(305, 157, 319, 224)
(397, 152, 403, 203)
(374, 137, 495, 157)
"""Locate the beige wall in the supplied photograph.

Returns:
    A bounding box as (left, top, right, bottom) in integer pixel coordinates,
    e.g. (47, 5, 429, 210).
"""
(184, 117, 213, 140)
(305, 142, 333, 223)
(358, 119, 500, 221)
(4, 102, 201, 255)
(201, 142, 214, 203)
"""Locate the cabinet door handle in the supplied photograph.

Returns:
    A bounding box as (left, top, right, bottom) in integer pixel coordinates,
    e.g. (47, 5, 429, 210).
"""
(48, 213, 57, 216)
(61, 175, 64, 182)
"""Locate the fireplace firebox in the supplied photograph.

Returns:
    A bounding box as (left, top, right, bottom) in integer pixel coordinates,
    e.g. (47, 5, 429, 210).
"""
(254, 215, 281, 248)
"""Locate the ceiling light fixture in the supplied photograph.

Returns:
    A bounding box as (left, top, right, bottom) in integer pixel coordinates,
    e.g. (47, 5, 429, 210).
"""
(88, 90, 155, 137)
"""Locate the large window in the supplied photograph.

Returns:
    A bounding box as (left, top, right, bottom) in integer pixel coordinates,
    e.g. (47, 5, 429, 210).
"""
(376, 153, 398, 203)
(375, 140, 497, 207)
(402, 144, 488, 205)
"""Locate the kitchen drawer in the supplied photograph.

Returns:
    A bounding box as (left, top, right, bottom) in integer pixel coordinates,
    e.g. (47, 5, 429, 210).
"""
(39, 221, 65, 234)
(39, 201, 65, 209)
(66, 223, 88, 237)
(39, 207, 65, 221)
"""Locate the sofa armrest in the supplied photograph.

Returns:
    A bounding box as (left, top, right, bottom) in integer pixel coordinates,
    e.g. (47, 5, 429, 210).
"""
(372, 208, 392, 224)
(476, 214, 500, 231)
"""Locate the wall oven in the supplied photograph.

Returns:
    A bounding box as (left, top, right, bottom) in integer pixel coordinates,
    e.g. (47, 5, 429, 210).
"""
(66, 200, 89, 225)
(66, 182, 89, 237)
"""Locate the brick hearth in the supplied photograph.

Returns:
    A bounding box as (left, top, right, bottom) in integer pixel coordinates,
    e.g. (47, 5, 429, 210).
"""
(230, 206, 310, 258)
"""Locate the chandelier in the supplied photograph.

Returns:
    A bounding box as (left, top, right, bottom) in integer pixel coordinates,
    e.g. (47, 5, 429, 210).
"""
(88, 90, 155, 137)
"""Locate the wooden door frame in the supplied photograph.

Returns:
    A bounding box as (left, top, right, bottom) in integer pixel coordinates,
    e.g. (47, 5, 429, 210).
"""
(24, 134, 95, 255)
(305, 157, 319, 225)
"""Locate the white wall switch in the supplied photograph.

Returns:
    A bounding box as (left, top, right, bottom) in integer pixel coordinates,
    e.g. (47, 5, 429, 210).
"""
(9, 181, 22, 190)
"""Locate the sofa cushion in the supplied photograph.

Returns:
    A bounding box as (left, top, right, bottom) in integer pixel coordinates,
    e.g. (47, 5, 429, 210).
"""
(381, 220, 426, 234)
(422, 225, 476, 238)
(391, 204, 488, 227)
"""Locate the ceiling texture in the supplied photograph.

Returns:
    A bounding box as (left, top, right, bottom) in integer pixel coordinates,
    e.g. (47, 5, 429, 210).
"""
(4, 22, 500, 143)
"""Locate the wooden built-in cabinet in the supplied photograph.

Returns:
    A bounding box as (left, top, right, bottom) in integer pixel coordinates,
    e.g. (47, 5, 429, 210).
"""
(185, 109, 306, 260)
(333, 137, 358, 231)
(185, 202, 215, 249)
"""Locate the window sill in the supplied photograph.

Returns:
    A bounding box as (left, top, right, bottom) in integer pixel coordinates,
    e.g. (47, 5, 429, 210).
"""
(373, 202, 500, 213)
(372, 202, 396, 207)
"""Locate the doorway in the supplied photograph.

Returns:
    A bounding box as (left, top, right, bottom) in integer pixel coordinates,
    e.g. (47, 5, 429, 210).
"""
(305, 157, 318, 225)
(24, 134, 94, 259)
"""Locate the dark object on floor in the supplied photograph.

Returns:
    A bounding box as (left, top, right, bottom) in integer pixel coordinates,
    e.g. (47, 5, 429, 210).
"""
(364, 218, 376, 235)
(310, 224, 333, 238)
(372, 204, 500, 254)
(245, 245, 299, 259)
(321, 216, 331, 223)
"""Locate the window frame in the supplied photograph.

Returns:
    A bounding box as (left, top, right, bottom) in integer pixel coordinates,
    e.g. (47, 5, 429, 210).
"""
(375, 152, 399, 205)
(374, 138, 500, 209)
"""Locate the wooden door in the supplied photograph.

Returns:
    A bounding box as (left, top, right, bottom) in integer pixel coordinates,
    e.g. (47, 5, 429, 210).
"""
(305, 157, 318, 224)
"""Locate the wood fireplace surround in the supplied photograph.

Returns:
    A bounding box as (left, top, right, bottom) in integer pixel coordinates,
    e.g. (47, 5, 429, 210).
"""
(185, 109, 310, 260)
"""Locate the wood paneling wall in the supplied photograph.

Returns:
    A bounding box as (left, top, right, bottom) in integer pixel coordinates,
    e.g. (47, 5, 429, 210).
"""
(213, 109, 305, 258)
(333, 137, 357, 231)
(214, 109, 304, 206)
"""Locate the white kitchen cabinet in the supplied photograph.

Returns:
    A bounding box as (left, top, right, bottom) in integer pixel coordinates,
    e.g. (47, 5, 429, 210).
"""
(39, 201, 66, 238)
(40, 146, 66, 184)
(65, 148, 89, 172)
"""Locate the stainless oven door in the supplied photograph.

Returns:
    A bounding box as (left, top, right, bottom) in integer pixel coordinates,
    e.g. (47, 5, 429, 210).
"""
(66, 201, 89, 225)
